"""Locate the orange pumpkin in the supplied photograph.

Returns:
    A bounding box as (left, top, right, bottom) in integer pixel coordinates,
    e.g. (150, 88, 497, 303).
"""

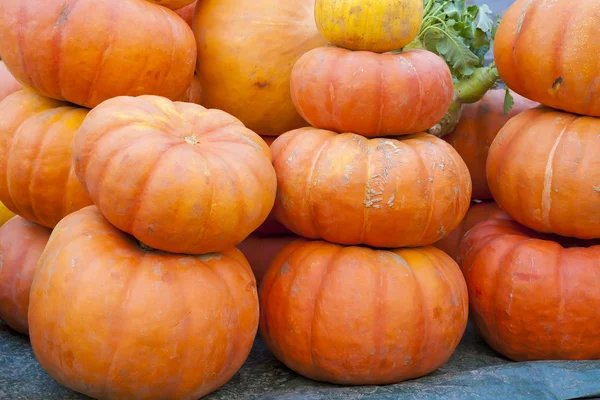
(457, 211, 600, 361)
(0, 216, 51, 335)
(487, 107, 600, 239)
(260, 239, 469, 384)
(29, 206, 259, 399)
(291, 47, 453, 137)
(0, 90, 93, 228)
(175, 1, 196, 27)
(495, 0, 600, 116)
(193, 0, 328, 136)
(73, 95, 277, 254)
(271, 128, 472, 247)
(443, 89, 538, 200)
(238, 234, 299, 285)
(0, 0, 196, 108)
(0, 60, 22, 101)
(434, 201, 501, 260)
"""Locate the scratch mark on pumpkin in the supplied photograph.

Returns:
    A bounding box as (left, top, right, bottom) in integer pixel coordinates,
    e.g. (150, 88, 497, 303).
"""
(196, 253, 222, 262)
(516, 0, 535, 35)
(542, 130, 567, 227)
(593, 186, 600, 193)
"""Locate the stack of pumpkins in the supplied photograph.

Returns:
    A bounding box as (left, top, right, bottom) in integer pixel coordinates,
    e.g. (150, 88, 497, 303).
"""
(0, 0, 279, 399)
(257, 0, 474, 385)
(457, 0, 600, 362)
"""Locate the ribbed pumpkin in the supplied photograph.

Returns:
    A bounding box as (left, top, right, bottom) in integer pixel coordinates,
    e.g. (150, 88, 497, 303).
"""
(272, 128, 472, 248)
(260, 239, 469, 384)
(434, 201, 501, 260)
(314, 0, 423, 53)
(73, 95, 277, 254)
(0, 90, 93, 228)
(238, 234, 299, 285)
(457, 212, 600, 361)
(29, 206, 259, 400)
(0, 60, 22, 101)
(193, 0, 328, 136)
(494, 0, 600, 116)
(0, 216, 51, 335)
(290, 47, 453, 137)
(443, 89, 538, 200)
(0, 0, 196, 108)
(487, 107, 600, 239)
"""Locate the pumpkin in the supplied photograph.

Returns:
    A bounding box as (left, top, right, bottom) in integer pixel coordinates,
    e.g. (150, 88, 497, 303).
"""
(29, 206, 259, 399)
(443, 89, 538, 200)
(193, 0, 328, 136)
(238, 234, 299, 285)
(144, 0, 195, 10)
(457, 211, 600, 361)
(290, 47, 453, 137)
(73, 95, 277, 255)
(0, 216, 51, 335)
(487, 107, 600, 239)
(0, 202, 15, 227)
(175, 1, 196, 27)
(494, 0, 600, 117)
(0, 61, 22, 101)
(433, 201, 501, 260)
(0, 90, 93, 228)
(177, 74, 203, 104)
(314, 0, 423, 53)
(259, 239, 469, 384)
(0, 0, 196, 108)
(272, 128, 472, 248)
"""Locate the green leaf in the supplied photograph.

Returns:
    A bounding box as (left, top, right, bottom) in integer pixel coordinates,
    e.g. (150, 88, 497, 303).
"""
(476, 4, 494, 32)
(429, 29, 480, 77)
(503, 87, 515, 115)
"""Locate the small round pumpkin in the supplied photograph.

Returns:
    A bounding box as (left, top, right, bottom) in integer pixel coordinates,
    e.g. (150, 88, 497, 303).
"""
(29, 206, 259, 399)
(0, 0, 196, 108)
(434, 201, 501, 261)
(0, 90, 93, 228)
(260, 239, 469, 384)
(175, 1, 196, 27)
(272, 128, 472, 248)
(457, 211, 600, 361)
(494, 0, 600, 116)
(0, 60, 22, 101)
(73, 95, 277, 255)
(443, 89, 538, 200)
(144, 0, 195, 10)
(0, 216, 51, 335)
(291, 47, 453, 137)
(193, 0, 328, 136)
(238, 234, 299, 285)
(487, 107, 600, 239)
(314, 0, 423, 53)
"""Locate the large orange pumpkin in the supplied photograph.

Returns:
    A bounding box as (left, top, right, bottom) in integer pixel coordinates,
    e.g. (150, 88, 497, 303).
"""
(193, 0, 328, 136)
(443, 89, 538, 200)
(457, 211, 600, 361)
(0, 60, 22, 101)
(487, 107, 600, 239)
(260, 239, 469, 384)
(271, 128, 472, 248)
(0, 90, 93, 228)
(238, 234, 299, 285)
(0, 216, 51, 335)
(29, 206, 259, 400)
(291, 47, 453, 137)
(73, 95, 277, 255)
(0, 0, 196, 108)
(434, 201, 501, 260)
(494, 0, 600, 116)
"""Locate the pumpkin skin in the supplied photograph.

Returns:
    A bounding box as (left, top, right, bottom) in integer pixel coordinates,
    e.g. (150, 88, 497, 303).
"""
(175, 1, 196, 27)
(291, 47, 453, 137)
(457, 212, 600, 361)
(73, 95, 277, 255)
(177, 75, 203, 104)
(272, 128, 472, 248)
(144, 0, 195, 10)
(434, 201, 501, 260)
(259, 240, 469, 384)
(29, 206, 259, 400)
(314, 0, 423, 53)
(0, 216, 51, 335)
(487, 107, 600, 239)
(0, 0, 196, 108)
(494, 0, 600, 116)
(443, 90, 538, 200)
(0, 90, 93, 228)
(238, 234, 299, 285)
(193, 0, 328, 136)
(0, 202, 15, 227)
(0, 61, 22, 101)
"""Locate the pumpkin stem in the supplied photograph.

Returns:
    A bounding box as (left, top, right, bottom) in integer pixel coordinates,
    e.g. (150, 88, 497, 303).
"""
(184, 135, 199, 145)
